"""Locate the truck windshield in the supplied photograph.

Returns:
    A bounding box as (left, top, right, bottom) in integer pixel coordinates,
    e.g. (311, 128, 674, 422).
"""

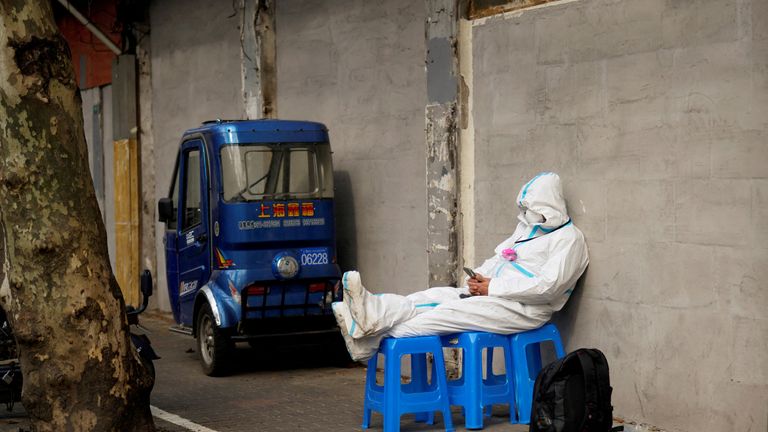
(220, 143, 333, 202)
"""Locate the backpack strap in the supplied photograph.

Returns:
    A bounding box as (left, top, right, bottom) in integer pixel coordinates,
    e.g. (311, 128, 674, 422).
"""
(576, 351, 598, 409)
(588, 349, 613, 414)
(576, 349, 612, 428)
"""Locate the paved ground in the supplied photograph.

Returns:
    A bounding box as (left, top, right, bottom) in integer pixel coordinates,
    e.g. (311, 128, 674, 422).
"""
(0, 313, 529, 431)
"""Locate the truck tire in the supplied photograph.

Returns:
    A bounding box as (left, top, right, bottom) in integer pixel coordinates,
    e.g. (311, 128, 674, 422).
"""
(196, 303, 233, 376)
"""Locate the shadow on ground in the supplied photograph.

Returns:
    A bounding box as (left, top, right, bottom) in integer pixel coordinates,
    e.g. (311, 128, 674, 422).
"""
(225, 334, 355, 374)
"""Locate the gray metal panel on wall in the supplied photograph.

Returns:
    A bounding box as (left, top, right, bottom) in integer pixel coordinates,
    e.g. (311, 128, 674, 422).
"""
(112, 55, 137, 140)
(82, 86, 105, 223)
(81, 85, 115, 272)
(102, 85, 116, 273)
(91, 92, 104, 209)
(276, 0, 429, 295)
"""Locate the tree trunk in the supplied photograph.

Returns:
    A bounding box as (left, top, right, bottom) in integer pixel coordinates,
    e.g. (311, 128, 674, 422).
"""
(0, 1, 155, 431)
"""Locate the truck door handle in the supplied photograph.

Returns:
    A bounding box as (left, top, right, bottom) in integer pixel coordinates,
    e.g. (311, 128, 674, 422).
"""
(197, 233, 208, 243)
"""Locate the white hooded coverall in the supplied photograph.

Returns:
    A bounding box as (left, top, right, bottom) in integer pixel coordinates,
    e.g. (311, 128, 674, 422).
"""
(332, 172, 589, 361)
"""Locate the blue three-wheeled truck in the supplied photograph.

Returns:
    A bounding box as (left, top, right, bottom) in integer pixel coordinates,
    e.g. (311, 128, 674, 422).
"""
(158, 120, 344, 375)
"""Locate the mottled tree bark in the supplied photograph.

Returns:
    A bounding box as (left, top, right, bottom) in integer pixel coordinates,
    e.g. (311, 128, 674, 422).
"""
(0, 1, 154, 431)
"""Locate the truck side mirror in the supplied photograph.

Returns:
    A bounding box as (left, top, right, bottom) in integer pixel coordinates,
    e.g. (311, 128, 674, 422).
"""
(158, 198, 173, 223)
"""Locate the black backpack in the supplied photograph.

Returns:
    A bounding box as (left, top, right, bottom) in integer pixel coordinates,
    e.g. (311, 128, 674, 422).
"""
(529, 348, 622, 432)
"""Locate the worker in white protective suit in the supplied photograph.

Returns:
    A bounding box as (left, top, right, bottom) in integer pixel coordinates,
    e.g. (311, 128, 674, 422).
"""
(332, 172, 589, 361)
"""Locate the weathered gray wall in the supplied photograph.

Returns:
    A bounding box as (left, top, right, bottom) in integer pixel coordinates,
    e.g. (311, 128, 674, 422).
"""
(276, 0, 429, 294)
(150, 0, 245, 310)
(470, 0, 767, 430)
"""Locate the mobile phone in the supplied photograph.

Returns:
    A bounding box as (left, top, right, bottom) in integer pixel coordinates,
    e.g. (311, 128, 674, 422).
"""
(463, 267, 477, 279)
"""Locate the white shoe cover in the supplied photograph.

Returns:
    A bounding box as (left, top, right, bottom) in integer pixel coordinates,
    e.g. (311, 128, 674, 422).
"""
(331, 302, 382, 362)
(331, 299, 366, 339)
(342, 271, 373, 336)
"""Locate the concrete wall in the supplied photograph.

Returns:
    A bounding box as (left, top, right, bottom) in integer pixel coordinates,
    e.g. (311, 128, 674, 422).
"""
(150, 0, 245, 310)
(276, 0, 429, 294)
(469, 0, 768, 430)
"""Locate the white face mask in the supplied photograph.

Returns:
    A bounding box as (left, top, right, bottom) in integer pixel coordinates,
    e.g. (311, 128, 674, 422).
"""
(524, 209, 545, 224)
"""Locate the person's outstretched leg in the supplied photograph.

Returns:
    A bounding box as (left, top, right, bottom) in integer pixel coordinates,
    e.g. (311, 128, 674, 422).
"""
(342, 271, 368, 331)
(387, 296, 549, 338)
(331, 272, 467, 361)
(340, 270, 462, 338)
(342, 270, 417, 338)
(331, 302, 385, 361)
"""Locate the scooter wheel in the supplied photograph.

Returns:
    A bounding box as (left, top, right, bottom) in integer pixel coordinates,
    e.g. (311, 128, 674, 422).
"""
(141, 356, 156, 391)
(196, 303, 233, 376)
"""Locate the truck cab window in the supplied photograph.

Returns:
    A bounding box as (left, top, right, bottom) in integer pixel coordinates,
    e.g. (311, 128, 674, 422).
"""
(220, 143, 330, 202)
(182, 149, 202, 230)
(167, 162, 181, 230)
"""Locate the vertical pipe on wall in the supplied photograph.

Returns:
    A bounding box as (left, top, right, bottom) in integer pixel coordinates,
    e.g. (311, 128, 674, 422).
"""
(137, 28, 158, 309)
(425, 0, 460, 287)
(241, 0, 277, 119)
(458, 15, 476, 275)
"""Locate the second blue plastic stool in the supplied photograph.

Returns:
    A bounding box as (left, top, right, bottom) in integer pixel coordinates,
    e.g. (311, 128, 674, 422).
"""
(363, 336, 454, 432)
(510, 323, 566, 424)
(442, 332, 516, 429)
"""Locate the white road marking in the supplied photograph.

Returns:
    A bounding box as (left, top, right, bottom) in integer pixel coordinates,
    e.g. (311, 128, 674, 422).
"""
(151, 405, 220, 432)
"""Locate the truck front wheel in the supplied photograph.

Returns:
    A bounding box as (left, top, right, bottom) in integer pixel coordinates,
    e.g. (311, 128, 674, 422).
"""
(196, 303, 233, 376)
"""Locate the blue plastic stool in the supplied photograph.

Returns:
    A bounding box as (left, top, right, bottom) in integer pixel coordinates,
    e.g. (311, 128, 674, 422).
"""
(362, 336, 454, 432)
(442, 332, 516, 429)
(510, 323, 566, 424)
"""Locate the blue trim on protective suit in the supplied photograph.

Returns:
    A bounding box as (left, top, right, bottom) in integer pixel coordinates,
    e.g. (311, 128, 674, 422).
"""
(527, 226, 540, 239)
(349, 320, 356, 336)
(540, 220, 571, 233)
(511, 262, 535, 278)
(494, 260, 536, 279)
(342, 272, 349, 291)
(519, 172, 551, 204)
(415, 303, 439, 308)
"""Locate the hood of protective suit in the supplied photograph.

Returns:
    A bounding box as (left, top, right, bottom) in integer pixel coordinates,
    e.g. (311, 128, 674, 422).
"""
(516, 172, 569, 229)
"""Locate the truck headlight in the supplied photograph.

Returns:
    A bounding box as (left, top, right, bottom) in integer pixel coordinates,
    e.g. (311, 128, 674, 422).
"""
(275, 255, 299, 279)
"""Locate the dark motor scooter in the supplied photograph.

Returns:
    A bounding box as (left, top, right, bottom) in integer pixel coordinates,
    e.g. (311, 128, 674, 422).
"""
(0, 269, 159, 409)
(0, 307, 21, 411)
(128, 270, 161, 382)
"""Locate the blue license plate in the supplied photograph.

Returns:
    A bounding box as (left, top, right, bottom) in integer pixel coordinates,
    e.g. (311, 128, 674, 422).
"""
(299, 248, 329, 266)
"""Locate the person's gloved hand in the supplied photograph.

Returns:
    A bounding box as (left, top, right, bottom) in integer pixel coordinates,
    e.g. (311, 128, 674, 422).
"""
(468, 273, 490, 296)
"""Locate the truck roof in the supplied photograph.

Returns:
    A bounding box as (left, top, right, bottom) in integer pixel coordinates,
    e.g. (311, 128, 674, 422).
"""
(185, 119, 328, 135)
(183, 119, 330, 145)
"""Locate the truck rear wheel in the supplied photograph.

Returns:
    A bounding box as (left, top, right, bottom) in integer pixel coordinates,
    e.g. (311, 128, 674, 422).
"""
(196, 303, 233, 376)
